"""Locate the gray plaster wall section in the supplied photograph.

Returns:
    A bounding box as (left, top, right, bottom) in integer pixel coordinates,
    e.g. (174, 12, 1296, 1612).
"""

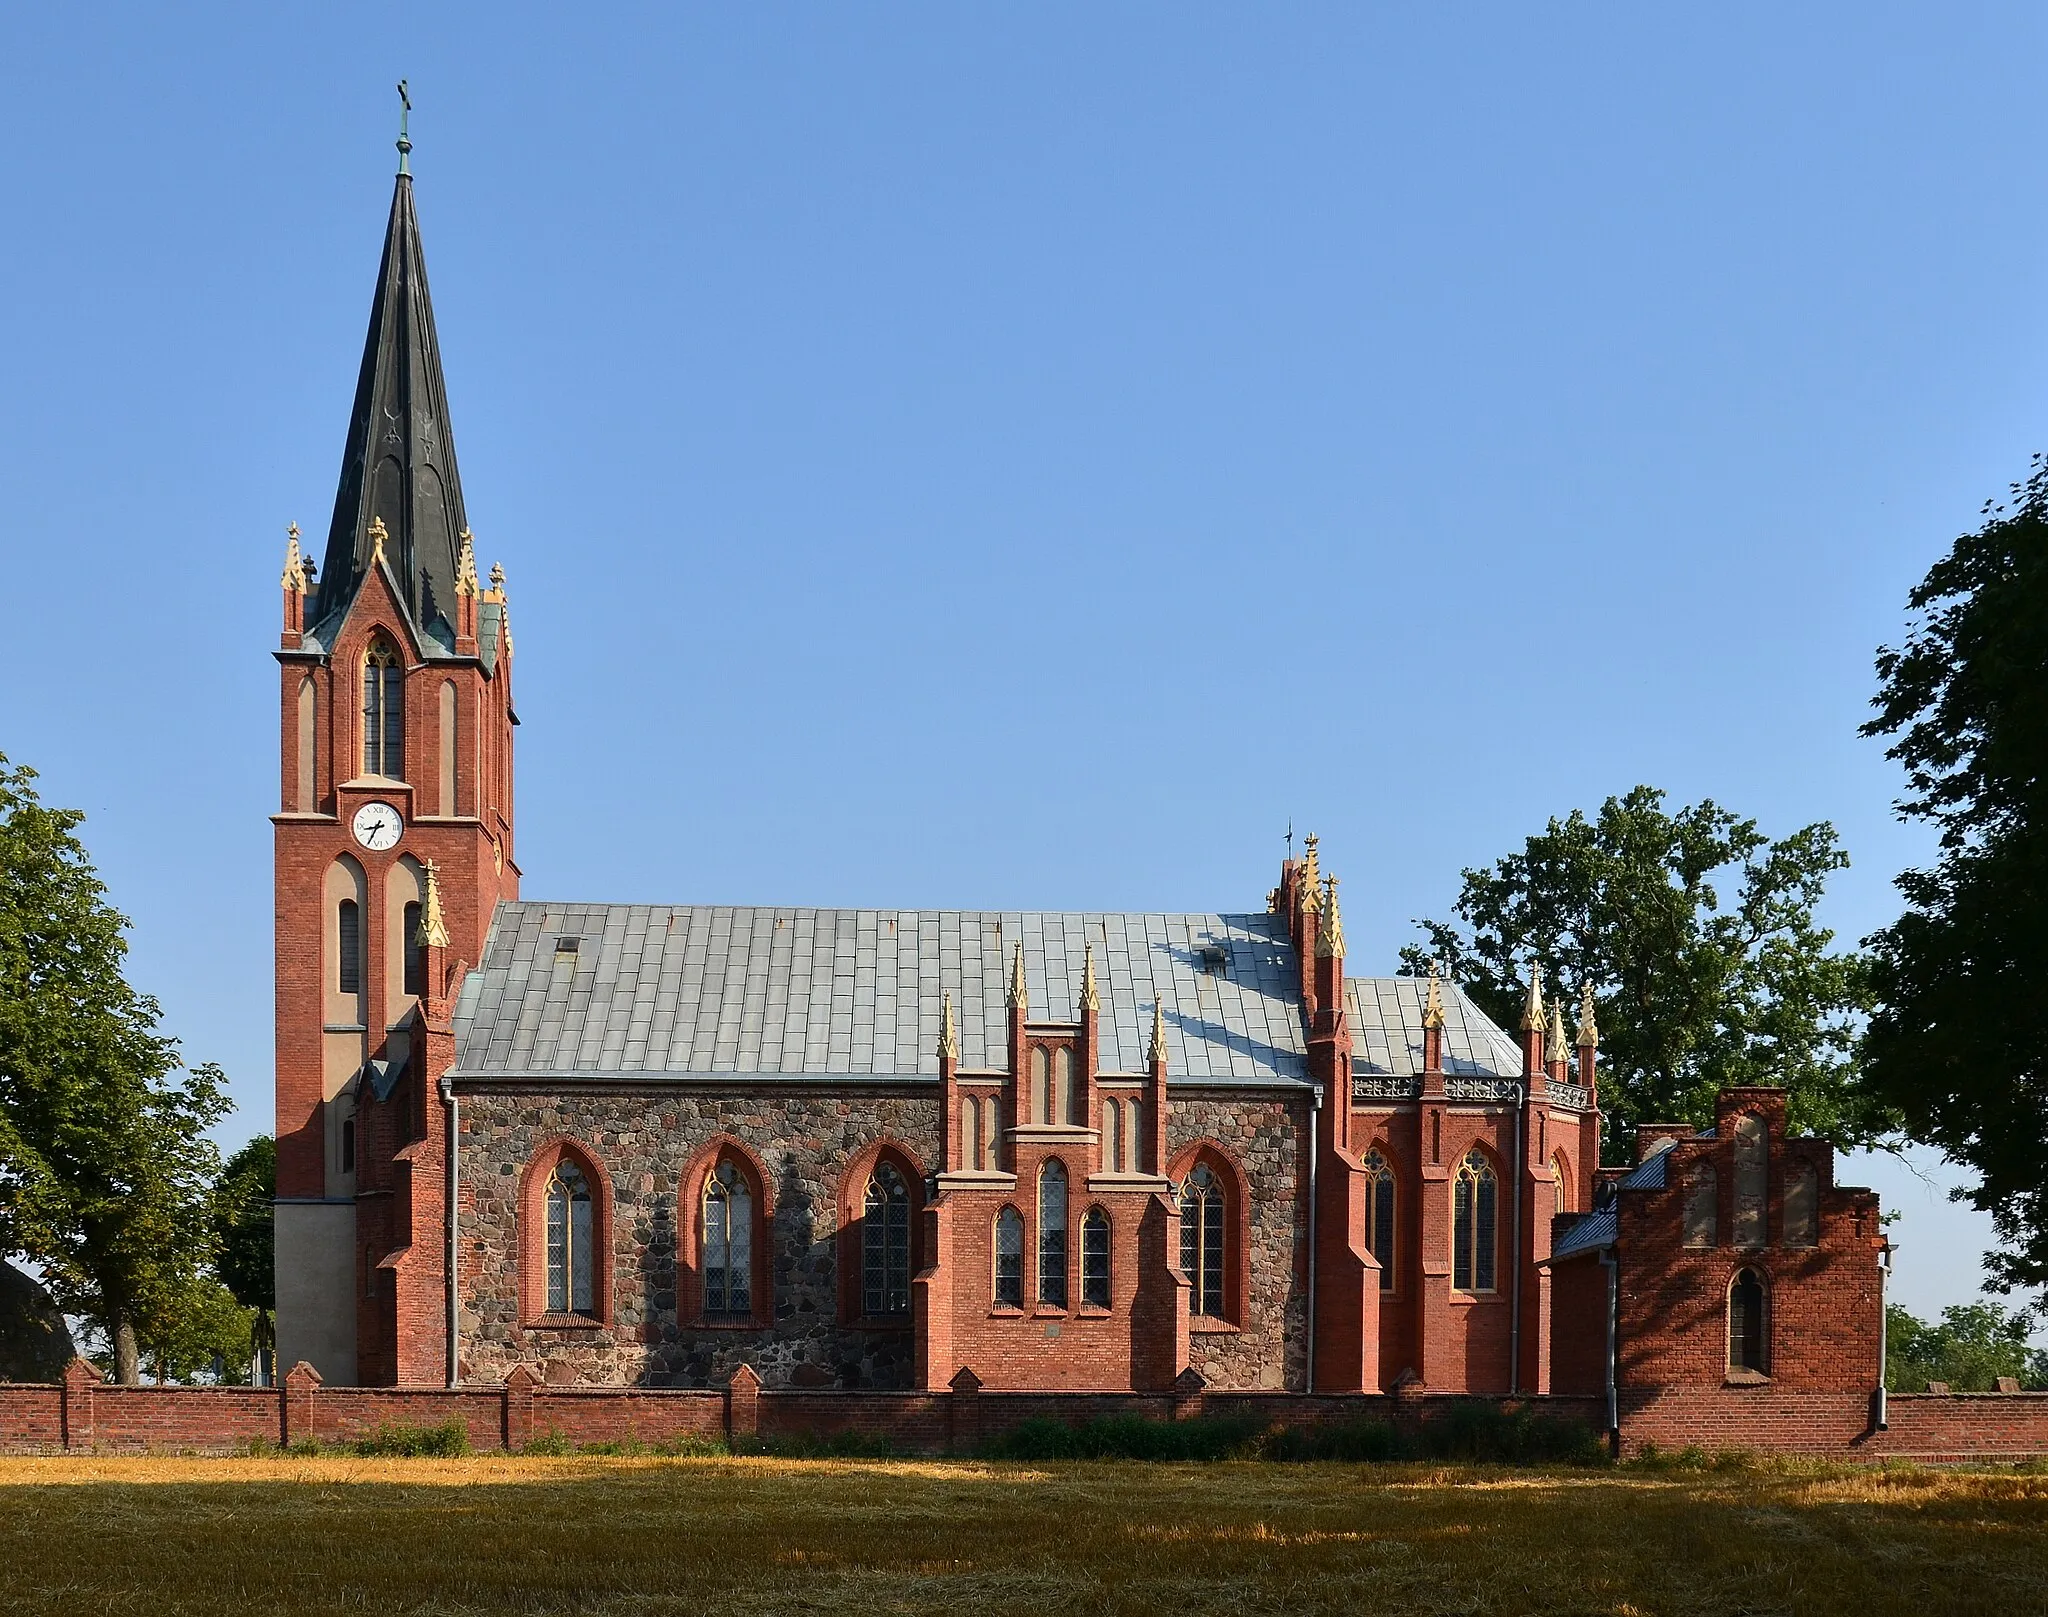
(452, 904, 1524, 1087)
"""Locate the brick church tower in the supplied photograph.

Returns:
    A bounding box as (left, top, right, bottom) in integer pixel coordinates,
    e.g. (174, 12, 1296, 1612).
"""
(272, 129, 517, 1385)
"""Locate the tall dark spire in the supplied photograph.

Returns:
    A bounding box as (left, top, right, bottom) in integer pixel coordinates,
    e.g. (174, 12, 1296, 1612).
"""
(316, 115, 470, 645)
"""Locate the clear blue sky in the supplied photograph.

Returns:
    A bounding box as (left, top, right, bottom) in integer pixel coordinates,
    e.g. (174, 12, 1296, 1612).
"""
(2, 4, 2043, 1329)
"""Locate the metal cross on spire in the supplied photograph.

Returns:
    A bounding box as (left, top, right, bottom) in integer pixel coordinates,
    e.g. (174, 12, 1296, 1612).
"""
(396, 79, 413, 174)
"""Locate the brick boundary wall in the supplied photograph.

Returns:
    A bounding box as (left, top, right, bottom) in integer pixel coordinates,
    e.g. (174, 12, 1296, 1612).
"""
(2, 1361, 2045, 1459)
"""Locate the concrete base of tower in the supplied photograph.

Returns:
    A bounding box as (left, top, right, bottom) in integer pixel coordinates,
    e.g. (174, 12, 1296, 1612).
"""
(275, 1198, 358, 1386)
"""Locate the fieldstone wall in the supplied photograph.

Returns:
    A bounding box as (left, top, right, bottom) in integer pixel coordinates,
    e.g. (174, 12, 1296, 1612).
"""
(1168, 1092, 1310, 1391)
(455, 1083, 1306, 1392)
(458, 1088, 941, 1389)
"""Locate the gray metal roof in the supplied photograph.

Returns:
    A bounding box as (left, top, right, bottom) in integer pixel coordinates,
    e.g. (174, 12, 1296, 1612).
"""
(1547, 1208, 1617, 1262)
(451, 905, 1310, 1085)
(1345, 977, 1523, 1079)
(1617, 1147, 1675, 1192)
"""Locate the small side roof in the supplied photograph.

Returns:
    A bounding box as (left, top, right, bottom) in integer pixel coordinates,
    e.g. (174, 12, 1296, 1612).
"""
(1346, 976, 1523, 1078)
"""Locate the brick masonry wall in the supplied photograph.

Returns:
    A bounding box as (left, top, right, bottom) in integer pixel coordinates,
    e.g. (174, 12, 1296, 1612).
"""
(1167, 1093, 1308, 1391)
(5, 1374, 2047, 1458)
(1616, 1388, 2048, 1461)
(0, 1386, 62, 1449)
(457, 1088, 943, 1389)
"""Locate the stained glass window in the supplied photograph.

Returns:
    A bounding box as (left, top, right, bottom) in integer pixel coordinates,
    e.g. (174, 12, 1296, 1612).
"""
(1362, 1150, 1396, 1291)
(863, 1163, 912, 1316)
(994, 1206, 1024, 1308)
(362, 641, 404, 779)
(1081, 1209, 1111, 1308)
(1180, 1164, 1227, 1317)
(703, 1160, 753, 1317)
(546, 1158, 595, 1316)
(1453, 1150, 1497, 1292)
(1038, 1160, 1068, 1308)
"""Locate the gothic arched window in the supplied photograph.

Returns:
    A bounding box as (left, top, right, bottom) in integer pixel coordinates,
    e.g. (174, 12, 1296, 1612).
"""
(1081, 1208, 1111, 1308)
(702, 1160, 754, 1318)
(1362, 1150, 1396, 1291)
(545, 1158, 595, 1316)
(863, 1163, 912, 1317)
(1729, 1267, 1770, 1376)
(1453, 1150, 1498, 1293)
(1180, 1163, 1228, 1317)
(994, 1206, 1024, 1309)
(1038, 1160, 1069, 1307)
(362, 640, 404, 779)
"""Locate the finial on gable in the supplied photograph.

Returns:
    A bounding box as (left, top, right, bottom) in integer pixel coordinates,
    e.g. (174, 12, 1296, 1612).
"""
(1546, 987, 1568, 1057)
(1577, 981, 1600, 1049)
(1301, 831, 1320, 891)
(1080, 943, 1099, 1013)
(455, 529, 479, 598)
(368, 515, 390, 568)
(1422, 959, 1446, 1031)
(417, 860, 451, 949)
(485, 559, 506, 602)
(1520, 960, 1545, 1032)
(1007, 941, 1028, 1012)
(938, 990, 959, 1062)
(280, 523, 307, 593)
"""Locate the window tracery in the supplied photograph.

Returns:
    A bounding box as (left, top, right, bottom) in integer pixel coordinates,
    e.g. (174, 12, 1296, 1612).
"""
(1453, 1149, 1498, 1292)
(702, 1159, 754, 1318)
(863, 1163, 912, 1317)
(1362, 1150, 1396, 1291)
(1081, 1208, 1110, 1308)
(362, 640, 404, 779)
(1179, 1163, 1227, 1317)
(1038, 1160, 1069, 1307)
(546, 1158, 596, 1316)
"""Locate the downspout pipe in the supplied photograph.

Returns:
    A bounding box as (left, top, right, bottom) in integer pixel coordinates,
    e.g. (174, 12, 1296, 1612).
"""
(1306, 1082, 1322, 1394)
(1510, 1082, 1525, 1396)
(441, 1074, 459, 1389)
(1874, 1240, 1893, 1431)
(1599, 1246, 1620, 1455)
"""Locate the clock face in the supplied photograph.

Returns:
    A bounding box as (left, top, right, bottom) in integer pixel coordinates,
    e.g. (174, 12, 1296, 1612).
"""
(352, 801, 403, 851)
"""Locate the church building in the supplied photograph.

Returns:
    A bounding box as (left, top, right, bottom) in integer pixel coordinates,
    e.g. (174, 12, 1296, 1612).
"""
(272, 143, 1888, 1425)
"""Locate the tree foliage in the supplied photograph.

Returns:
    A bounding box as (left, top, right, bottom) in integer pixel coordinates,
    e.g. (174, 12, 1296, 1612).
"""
(1402, 786, 1891, 1159)
(0, 752, 229, 1383)
(212, 1135, 274, 1370)
(1885, 1301, 2048, 1393)
(1863, 457, 2048, 1298)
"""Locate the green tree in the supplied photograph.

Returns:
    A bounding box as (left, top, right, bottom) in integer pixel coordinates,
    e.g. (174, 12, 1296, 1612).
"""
(212, 1135, 274, 1378)
(1863, 457, 2048, 1298)
(1402, 786, 1892, 1160)
(0, 752, 230, 1383)
(1885, 1301, 2045, 1393)
(136, 1274, 255, 1386)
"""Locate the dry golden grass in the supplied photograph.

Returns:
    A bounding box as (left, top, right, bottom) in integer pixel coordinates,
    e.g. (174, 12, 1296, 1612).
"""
(0, 1454, 2042, 1615)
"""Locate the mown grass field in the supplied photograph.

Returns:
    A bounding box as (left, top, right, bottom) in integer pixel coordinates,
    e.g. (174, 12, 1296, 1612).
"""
(1, 1454, 2043, 1616)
